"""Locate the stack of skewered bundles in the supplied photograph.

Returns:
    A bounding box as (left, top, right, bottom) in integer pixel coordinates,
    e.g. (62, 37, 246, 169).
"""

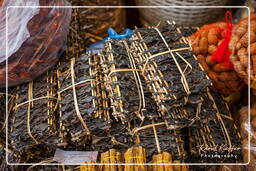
(189, 91, 242, 163)
(129, 22, 214, 129)
(96, 39, 187, 159)
(100, 22, 241, 163)
(7, 21, 242, 164)
(100, 37, 187, 160)
(6, 9, 88, 161)
(56, 52, 111, 149)
(101, 22, 241, 163)
(8, 70, 59, 163)
(54, 10, 110, 150)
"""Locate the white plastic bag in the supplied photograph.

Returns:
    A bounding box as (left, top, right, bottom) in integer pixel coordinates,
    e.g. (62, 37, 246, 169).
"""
(0, 0, 71, 87)
(0, 0, 39, 63)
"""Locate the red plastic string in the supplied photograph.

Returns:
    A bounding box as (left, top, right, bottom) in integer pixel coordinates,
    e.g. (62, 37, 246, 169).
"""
(211, 11, 234, 69)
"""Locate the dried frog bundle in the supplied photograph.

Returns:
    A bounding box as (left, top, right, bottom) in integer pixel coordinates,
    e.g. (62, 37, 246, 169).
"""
(9, 70, 59, 153)
(130, 22, 212, 128)
(162, 91, 217, 129)
(68, 0, 126, 45)
(0, 90, 15, 151)
(189, 91, 242, 163)
(132, 118, 186, 161)
(57, 54, 111, 147)
(8, 143, 56, 165)
(101, 40, 159, 123)
(0, 147, 15, 171)
(88, 121, 134, 153)
(179, 26, 197, 38)
(63, 8, 88, 61)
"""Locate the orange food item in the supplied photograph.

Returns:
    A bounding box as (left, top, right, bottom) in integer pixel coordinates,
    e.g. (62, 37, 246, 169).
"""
(252, 55, 256, 74)
(208, 71, 219, 82)
(196, 55, 210, 72)
(212, 63, 229, 73)
(237, 48, 248, 67)
(189, 20, 243, 95)
(218, 72, 231, 81)
(208, 31, 218, 45)
(251, 42, 256, 55)
(193, 46, 200, 55)
(214, 81, 226, 89)
(206, 55, 216, 66)
(199, 37, 208, 54)
(226, 80, 240, 89)
(201, 30, 209, 38)
(208, 45, 217, 55)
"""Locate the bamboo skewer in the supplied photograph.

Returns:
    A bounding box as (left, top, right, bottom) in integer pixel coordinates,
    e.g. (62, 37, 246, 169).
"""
(100, 149, 123, 171)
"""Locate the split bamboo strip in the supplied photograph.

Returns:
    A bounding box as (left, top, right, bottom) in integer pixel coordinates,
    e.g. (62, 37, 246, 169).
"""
(150, 152, 173, 171)
(173, 160, 189, 171)
(100, 149, 123, 171)
(80, 161, 97, 171)
(124, 146, 147, 171)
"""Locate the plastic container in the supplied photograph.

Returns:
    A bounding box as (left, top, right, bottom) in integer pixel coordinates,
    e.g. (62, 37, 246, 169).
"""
(0, 0, 71, 87)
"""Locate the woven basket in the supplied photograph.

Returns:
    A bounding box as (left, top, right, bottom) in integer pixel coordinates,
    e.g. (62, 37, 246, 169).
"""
(136, 0, 231, 27)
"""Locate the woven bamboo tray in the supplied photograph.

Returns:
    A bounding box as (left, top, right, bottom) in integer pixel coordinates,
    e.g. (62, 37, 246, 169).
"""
(136, 0, 231, 27)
